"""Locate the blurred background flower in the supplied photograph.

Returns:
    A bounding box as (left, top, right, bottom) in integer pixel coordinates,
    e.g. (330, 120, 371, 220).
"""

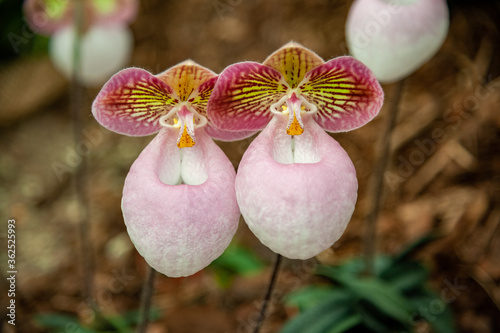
(23, 0, 138, 86)
(345, 0, 449, 83)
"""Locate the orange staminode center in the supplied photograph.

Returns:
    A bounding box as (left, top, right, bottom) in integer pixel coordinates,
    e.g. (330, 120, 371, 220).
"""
(177, 124, 195, 148)
(287, 112, 304, 135)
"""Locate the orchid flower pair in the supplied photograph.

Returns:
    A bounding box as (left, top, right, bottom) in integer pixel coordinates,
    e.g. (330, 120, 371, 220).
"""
(92, 43, 383, 277)
(24, 0, 138, 86)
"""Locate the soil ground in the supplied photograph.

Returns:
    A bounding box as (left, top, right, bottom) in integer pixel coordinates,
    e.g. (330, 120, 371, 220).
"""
(1, 0, 499, 332)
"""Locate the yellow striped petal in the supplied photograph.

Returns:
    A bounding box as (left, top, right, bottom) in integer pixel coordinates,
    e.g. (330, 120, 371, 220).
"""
(299, 56, 384, 132)
(263, 42, 324, 89)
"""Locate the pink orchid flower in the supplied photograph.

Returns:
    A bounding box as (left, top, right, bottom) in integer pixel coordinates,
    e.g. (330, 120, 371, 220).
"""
(24, 0, 138, 86)
(346, 0, 449, 83)
(92, 61, 245, 277)
(207, 43, 384, 259)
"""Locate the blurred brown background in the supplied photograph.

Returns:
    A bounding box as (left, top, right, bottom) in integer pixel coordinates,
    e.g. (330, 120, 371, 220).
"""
(1, 0, 499, 332)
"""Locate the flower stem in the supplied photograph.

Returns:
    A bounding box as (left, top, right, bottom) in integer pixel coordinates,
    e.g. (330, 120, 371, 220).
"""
(253, 253, 282, 333)
(364, 79, 405, 275)
(71, 0, 94, 303)
(137, 266, 156, 333)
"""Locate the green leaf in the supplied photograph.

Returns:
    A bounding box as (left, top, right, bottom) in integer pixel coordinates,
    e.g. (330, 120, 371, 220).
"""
(35, 314, 96, 333)
(102, 315, 132, 333)
(355, 299, 409, 333)
(331, 273, 413, 325)
(379, 261, 429, 293)
(281, 296, 356, 333)
(285, 287, 351, 311)
(320, 257, 392, 278)
(316, 265, 346, 282)
(210, 243, 264, 276)
(409, 290, 457, 333)
(116, 307, 162, 326)
(355, 300, 398, 333)
(325, 313, 362, 333)
(392, 233, 437, 263)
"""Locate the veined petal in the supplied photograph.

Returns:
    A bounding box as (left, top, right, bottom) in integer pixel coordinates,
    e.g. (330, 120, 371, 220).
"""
(90, 0, 139, 26)
(189, 76, 217, 117)
(92, 67, 178, 136)
(23, 0, 72, 35)
(157, 60, 217, 102)
(299, 56, 383, 132)
(207, 62, 287, 132)
(263, 42, 324, 89)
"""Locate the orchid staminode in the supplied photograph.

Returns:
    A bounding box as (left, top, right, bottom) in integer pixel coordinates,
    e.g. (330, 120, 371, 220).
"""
(92, 61, 244, 277)
(24, 0, 138, 86)
(345, 0, 449, 83)
(207, 43, 383, 259)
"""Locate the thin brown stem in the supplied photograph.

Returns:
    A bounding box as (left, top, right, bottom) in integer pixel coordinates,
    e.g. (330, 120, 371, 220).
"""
(137, 266, 156, 333)
(364, 79, 405, 275)
(253, 253, 282, 333)
(71, 0, 93, 302)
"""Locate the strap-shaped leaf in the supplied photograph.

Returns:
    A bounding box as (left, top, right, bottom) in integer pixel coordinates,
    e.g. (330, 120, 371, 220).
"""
(34, 313, 95, 333)
(92, 67, 178, 136)
(208, 62, 287, 131)
(356, 301, 398, 333)
(392, 233, 437, 264)
(157, 60, 217, 102)
(281, 291, 356, 333)
(379, 260, 429, 293)
(263, 42, 324, 89)
(339, 277, 412, 324)
(299, 56, 384, 133)
(410, 290, 457, 333)
(325, 313, 362, 333)
(285, 286, 348, 311)
(316, 266, 412, 324)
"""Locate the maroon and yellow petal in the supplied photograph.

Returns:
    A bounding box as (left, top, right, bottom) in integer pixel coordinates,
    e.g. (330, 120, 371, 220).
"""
(299, 56, 384, 132)
(189, 76, 218, 118)
(263, 42, 325, 89)
(207, 62, 288, 132)
(92, 67, 178, 136)
(156, 60, 217, 102)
